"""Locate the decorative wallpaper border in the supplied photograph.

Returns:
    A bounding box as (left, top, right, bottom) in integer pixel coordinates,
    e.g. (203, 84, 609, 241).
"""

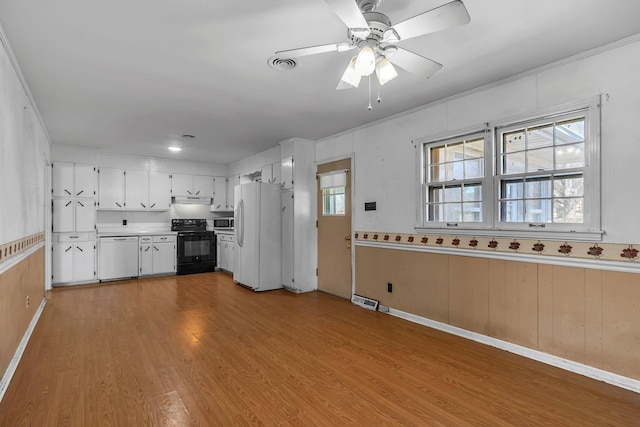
(355, 231, 640, 265)
(0, 232, 45, 264)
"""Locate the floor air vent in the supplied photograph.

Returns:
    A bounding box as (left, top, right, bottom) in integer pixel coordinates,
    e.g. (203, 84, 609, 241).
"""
(351, 295, 379, 311)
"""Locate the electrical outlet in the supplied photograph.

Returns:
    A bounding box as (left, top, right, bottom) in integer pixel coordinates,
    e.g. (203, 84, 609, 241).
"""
(26, 295, 30, 308)
(387, 282, 393, 293)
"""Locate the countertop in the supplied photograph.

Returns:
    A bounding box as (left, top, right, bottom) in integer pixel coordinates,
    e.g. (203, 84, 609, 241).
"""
(97, 227, 176, 237)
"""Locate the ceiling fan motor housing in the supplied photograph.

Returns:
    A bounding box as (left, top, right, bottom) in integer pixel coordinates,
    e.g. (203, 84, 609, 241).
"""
(348, 11, 391, 44)
(357, 0, 383, 13)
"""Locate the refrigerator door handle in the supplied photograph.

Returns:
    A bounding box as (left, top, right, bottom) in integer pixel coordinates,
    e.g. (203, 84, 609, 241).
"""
(238, 198, 244, 248)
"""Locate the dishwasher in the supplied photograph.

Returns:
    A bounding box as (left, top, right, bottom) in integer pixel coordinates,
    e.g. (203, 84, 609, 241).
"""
(98, 236, 139, 281)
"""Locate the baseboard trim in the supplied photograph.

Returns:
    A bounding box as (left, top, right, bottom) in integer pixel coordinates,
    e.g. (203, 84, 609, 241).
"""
(0, 297, 47, 403)
(387, 307, 640, 394)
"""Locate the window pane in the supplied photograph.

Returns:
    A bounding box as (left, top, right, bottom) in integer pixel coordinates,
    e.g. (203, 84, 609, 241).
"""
(430, 164, 445, 182)
(444, 203, 462, 222)
(464, 138, 484, 159)
(527, 147, 554, 172)
(503, 130, 525, 153)
(500, 200, 524, 222)
(446, 142, 464, 162)
(322, 187, 345, 215)
(464, 159, 484, 179)
(502, 152, 526, 174)
(462, 202, 482, 222)
(555, 118, 585, 144)
(555, 143, 584, 169)
(553, 175, 583, 197)
(429, 186, 444, 203)
(527, 124, 554, 149)
(553, 198, 584, 223)
(463, 184, 482, 202)
(525, 177, 552, 198)
(444, 186, 461, 202)
(430, 145, 446, 164)
(525, 199, 552, 223)
(428, 204, 443, 222)
(502, 179, 523, 200)
(445, 161, 465, 181)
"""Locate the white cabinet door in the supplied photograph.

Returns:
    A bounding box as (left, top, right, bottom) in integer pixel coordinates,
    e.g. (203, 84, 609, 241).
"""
(52, 162, 75, 197)
(125, 170, 149, 210)
(52, 243, 74, 283)
(216, 238, 222, 268)
(219, 242, 228, 271)
(139, 244, 153, 275)
(75, 200, 95, 232)
(226, 174, 240, 210)
(149, 172, 171, 210)
(212, 176, 227, 211)
(261, 164, 273, 184)
(153, 243, 175, 274)
(193, 175, 214, 197)
(171, 173, 192, 196)
(74, 164, 95, 198)
(74, 241, 95, 282)
(227, 241, 234, 273)
(53, 199, 75, 232)
(98, 168, 125, 209)
(272, 161, 281, 185)
(281, 156, 294, 189)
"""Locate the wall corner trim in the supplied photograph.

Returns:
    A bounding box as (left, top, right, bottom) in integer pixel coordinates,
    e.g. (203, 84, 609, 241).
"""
(386, 307, 640, 394)
(0, 297, 47, 403)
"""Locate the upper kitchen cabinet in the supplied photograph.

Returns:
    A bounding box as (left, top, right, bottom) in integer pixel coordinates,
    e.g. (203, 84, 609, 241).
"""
(172, 173, 214, 198)
(97, 167, 125, 209)
(261, 164, 273, 184)
(53, 198, 95, 233)
(211, 176, 228, 211)
(149, 172, 171, 210)
(125, 169, 149, 210)
(281, 156, 294, 189)
(272, 161, 281, 185)
(52, 162, 95, 198)
(226, 174, 240, 210)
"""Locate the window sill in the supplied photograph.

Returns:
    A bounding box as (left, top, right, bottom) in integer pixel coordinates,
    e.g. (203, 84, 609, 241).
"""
(414, 226, 604, 242)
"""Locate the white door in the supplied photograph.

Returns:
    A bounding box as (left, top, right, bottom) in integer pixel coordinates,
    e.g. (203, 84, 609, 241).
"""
(125, 170, 149, 210)
(227, 240, 234, 273)
(226, 176, 234, 210)
(98, 168, 125, 209)
(193, 175, 214, 197)
(74, 241, 95, 282)
(74, 164, 95, 198)
(281, 156, 293, 189)
(75, 200, 95, 232)
(281, 191, 294, 289)
(171, 173, 192, 196)
(52, 162, 74, 197)
(212, 177, 227, 211)
(139, 244, 153, 275)
(153, 242, 175, 274)
(52, 199, 74, 232)
(149, 172, 171, 210)
(52, 243, 74, 283)
(261, 164, 273, 183)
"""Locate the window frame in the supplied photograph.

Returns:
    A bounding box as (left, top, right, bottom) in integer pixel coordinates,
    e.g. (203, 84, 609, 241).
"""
(415, 96, 602, 241)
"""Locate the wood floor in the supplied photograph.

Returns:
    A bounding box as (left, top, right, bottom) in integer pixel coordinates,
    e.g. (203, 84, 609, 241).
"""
(1, 273, 639, 426)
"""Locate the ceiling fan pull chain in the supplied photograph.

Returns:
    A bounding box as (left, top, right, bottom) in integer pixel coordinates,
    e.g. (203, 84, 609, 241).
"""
(367, 75, 373, 111)
(377, 76, 382, 104)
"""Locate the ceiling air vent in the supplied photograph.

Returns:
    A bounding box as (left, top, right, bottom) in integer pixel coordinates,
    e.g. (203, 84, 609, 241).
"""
(351, 294, 379, 311)
(267, 56, 297, 71)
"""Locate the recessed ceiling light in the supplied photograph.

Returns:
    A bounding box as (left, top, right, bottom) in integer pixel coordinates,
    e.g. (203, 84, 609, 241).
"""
(168, 146, 182, 152)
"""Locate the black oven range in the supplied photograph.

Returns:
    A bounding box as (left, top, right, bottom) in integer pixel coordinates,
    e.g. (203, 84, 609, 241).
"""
(172, 219, 216, 275)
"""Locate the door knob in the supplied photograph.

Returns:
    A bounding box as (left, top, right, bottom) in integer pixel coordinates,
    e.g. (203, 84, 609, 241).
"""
(344, 235, 351, 241)
(346, 245, 351, 249)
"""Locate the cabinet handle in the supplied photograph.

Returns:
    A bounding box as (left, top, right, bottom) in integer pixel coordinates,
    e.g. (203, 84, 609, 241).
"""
(187, 190, 192, 195)
(116, 202, 122, 207)
(78, 201, 84, 207)
(141, 203, 146, 208)
(69, 235, 79, 239)
(76, 246, 83, 252)
(150, 203, 156, 208)
(195, 190, 201, 195)
(65, 201, 72, 207)
(154, 246, 159, 251)
(65, 246, 72, 252)
(145, 246, 151, 252)
(76, 190, 84, 196)
(65, 189, 71, 195)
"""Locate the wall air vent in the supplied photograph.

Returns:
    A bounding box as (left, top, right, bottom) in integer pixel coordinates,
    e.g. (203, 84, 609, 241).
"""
(351, 294, 379, 311)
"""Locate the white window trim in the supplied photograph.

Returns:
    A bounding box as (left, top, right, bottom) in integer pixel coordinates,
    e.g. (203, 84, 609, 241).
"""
(415, 96, 603, 242)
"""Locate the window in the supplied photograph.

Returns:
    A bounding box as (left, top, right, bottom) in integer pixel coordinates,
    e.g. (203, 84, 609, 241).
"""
(320, 171, 347, 216)
(418, 98, 601, 238)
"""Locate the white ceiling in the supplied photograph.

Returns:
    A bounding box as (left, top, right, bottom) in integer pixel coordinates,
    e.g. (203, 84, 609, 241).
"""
(1, 0, 639, 164)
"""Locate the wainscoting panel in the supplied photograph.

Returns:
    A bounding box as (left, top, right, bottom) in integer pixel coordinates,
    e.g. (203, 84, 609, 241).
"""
(355, 245, 640, 381)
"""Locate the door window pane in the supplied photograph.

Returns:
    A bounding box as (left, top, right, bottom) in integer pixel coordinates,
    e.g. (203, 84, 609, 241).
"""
(322, 187, 345, 216)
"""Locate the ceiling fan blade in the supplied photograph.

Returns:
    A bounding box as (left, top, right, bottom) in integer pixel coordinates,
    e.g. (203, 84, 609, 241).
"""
(276, 42, 354, 58)
(387, 47, 442, 80)
(324, 0, 370, 36)
(389, 0, 470, 42)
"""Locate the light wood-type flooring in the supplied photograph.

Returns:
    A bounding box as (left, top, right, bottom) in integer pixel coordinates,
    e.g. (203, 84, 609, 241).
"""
(1, 272, 639, 426)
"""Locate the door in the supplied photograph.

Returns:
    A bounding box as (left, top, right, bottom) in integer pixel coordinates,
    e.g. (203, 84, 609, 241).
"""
(212, 177, 227, 211)
(317, 159, 352, 299)
(140, 244, 153, 275)
(234, 183, 259, 287)
(171, 173, 193, 196)
(193, 175, 214, 197)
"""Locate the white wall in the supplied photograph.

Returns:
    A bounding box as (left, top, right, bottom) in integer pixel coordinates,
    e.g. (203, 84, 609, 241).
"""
(0, 34, 50, 247)
(316, 37, 640, 244)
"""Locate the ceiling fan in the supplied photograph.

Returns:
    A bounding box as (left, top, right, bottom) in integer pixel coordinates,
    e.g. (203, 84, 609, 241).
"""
(272, 0, 470, 107)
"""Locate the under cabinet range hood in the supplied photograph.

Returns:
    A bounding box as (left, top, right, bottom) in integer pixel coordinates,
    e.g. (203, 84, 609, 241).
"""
(172, 196, 212, 205)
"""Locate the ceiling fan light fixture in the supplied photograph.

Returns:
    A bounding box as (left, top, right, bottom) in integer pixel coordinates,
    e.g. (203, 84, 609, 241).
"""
(355, 45, 376, 76)
(340, 56, 361, 88)
(375, 57, 398, 85)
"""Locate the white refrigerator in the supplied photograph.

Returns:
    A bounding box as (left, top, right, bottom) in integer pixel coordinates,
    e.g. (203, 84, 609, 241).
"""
(233, 182, 282, 291)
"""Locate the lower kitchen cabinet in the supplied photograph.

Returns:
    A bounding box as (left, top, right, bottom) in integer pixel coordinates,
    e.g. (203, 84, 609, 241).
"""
(216, 233, 234, 272)
(139, 235, 176, 276)
(52, 234, 96, 284)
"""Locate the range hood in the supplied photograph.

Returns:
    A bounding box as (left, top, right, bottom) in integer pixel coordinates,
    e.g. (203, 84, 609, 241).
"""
(172, 196, 212, 205)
